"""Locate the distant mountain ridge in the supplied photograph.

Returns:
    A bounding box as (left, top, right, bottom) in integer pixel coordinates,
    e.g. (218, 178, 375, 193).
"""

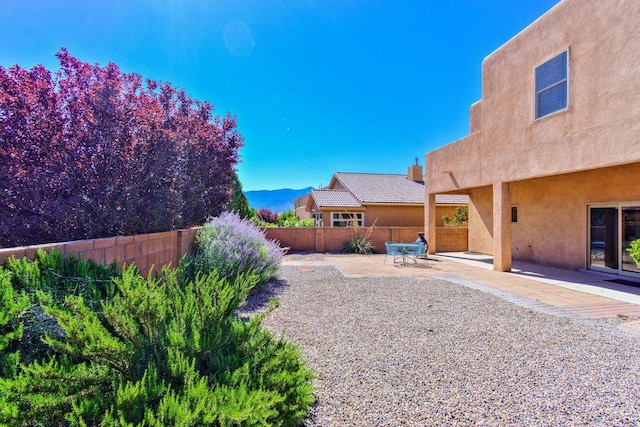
(244, 187, 313, 213)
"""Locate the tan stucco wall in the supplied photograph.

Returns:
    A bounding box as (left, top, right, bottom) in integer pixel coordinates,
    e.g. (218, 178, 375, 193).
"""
(426, 0, 640, 194)
(318, 205, 424, 227)
(424, 0, 640, 271)
(320, 205, 460, 228)
(364, 205, 424, 227)
(510, 163, 640, 269)
(466, 164, 640, 269)
(294, 194, 311, 219)
(469, 101, 482, 134)
(467, 186, 493, 255)
(295, 206, 311, 220)
(435, 227, 468, 252)
(263, 227, 425, 253)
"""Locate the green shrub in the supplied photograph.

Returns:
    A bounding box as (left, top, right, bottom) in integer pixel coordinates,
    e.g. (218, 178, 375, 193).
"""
(0, 268, 30, 381)
(627, 239, 640, 267)
(276, 210, 315, 228)
(442, 205, 469, 227)
(342, 221, 376, 254)
(0, 265, 314, 426)
(277, 210, 296, 226)
(0, 250, 119, 369)
(5, 248, 118, 304)
(186, 212, 283, 285)
(343, 234, 375, 254)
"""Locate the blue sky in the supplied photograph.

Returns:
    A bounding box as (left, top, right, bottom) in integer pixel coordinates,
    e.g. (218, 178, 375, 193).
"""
(1, 0, 560, 191)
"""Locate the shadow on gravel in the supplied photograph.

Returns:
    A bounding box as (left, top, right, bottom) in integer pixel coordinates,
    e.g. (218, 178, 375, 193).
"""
(236, 278, 289, 319)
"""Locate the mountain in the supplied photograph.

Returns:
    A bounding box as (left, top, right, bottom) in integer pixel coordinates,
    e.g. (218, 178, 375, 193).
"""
(244, 187, 313, 213)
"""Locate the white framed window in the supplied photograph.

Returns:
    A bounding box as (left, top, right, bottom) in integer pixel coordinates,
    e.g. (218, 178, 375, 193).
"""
(312, 213, 323, 227)
(535, 50, 568, 119)
(331, 212, 364, 227)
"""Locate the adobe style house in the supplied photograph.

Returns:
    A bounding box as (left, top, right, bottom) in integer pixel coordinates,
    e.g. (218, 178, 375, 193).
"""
(424, 0, 640, 279)
(293, 193, 311, 220)
(307, 164, 468, 227)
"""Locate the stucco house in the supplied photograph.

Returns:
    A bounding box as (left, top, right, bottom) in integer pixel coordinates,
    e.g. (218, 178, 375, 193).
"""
(293, 193, 311, 220)
(308, 164, 468, 228)
(424, 0, 640, 280)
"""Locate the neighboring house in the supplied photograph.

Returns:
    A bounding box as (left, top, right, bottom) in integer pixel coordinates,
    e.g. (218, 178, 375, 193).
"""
(307, 164, 468, 227)
(293, 193, 311, 220)
(424, 0, 640, 279)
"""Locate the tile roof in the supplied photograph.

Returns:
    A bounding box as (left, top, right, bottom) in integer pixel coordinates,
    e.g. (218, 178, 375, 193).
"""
(435, 194, 469, 204)
(307, 172, 469, 209)
(333, 172, 425, 204)
(309, 189, 362, 208)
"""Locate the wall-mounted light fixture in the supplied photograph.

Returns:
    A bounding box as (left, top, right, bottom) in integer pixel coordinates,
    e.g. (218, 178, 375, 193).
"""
(441, 170, 452, 175)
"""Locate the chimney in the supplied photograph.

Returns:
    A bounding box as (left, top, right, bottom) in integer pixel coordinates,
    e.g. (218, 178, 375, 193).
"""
(408, 157, 423, 182)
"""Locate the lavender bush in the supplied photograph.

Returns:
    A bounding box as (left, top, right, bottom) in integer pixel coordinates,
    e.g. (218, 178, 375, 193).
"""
(187, 212, 283, 284)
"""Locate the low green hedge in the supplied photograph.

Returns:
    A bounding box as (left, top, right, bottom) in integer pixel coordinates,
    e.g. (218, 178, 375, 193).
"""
(0, 249, 314, 426)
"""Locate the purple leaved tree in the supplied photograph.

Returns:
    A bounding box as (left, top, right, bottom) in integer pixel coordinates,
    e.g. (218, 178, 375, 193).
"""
(0, 49, 243, 247)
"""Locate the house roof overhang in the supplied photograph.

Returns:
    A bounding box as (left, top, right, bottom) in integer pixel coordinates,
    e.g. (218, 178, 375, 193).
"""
(363, 202, 424, 207)
(306, 188, 362, 212)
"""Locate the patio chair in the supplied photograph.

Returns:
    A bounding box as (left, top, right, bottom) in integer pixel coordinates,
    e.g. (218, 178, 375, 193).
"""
(406, 242, 428, 264)
(415, 233, 429, 262)
(384, 241, 405, 264)
(417, 232, 429, 254)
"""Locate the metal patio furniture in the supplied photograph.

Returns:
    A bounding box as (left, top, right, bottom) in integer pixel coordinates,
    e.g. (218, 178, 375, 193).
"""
(385, 241, 405, 264)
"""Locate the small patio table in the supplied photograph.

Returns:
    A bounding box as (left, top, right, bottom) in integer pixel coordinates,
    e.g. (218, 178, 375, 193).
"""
(388, 242, 424, 265)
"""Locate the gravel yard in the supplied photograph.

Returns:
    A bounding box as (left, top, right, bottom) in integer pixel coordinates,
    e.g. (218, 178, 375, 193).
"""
(247, 265, 640, 426)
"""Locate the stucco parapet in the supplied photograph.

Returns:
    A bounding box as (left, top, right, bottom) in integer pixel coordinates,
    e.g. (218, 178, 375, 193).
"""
(482, 0, 564, 69)
(426, 132, 483, 193)
(469, 100, 482, 133)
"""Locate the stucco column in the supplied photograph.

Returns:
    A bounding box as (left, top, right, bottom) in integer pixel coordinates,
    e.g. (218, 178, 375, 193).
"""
(493, 182, 512, 271)
(425, 192, 437, 254)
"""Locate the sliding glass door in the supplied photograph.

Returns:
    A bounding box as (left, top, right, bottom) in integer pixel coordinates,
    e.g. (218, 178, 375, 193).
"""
(588, 204, 640, 277)
(589, 207, 618, 270)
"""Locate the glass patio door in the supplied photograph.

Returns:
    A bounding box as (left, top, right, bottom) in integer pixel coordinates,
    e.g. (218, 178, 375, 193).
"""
(588, 204, 640, 277)
(589, 207, 618, 271)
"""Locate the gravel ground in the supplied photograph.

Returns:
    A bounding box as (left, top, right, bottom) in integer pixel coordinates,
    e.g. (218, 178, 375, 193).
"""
(242, 265, 640, 427)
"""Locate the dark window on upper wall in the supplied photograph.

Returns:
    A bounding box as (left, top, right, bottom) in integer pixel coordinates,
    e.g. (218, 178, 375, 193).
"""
(511, 206, 518, 223)
(535, 50, 568, 119)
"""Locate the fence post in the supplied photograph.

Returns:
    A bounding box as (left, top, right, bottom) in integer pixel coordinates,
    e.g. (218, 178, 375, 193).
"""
(315, 228, 324, 252)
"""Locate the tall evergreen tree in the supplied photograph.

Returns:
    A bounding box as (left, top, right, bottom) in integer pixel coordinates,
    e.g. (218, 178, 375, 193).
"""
(226, 171, 251, 219)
